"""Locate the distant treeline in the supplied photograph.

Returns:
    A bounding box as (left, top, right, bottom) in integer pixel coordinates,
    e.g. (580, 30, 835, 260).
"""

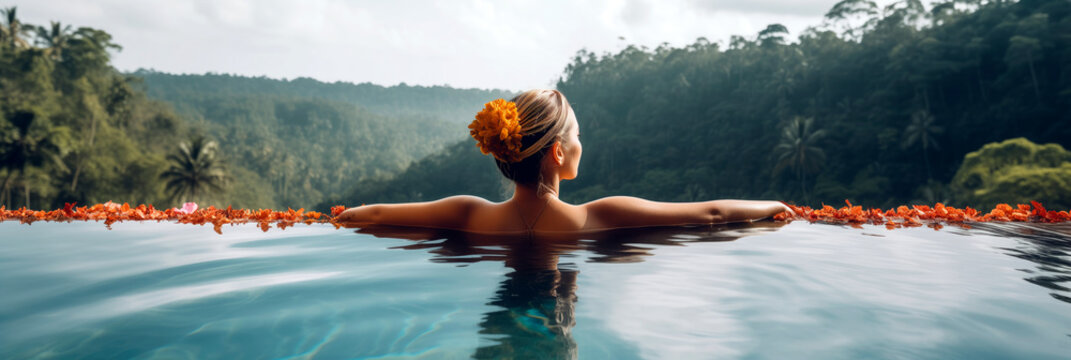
(330, 0, 1071, 210)
(138, 71, 511, 128)
(137, 72, 513, 209)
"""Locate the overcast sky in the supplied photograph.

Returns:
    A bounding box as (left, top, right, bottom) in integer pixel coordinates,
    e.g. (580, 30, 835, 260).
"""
(14, 0, 843, 90)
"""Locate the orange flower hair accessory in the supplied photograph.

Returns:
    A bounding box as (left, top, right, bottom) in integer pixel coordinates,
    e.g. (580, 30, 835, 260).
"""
(469, 99, 524, 162)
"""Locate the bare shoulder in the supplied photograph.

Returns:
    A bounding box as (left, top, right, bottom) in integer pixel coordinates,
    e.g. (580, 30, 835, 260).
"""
(584, 196, 650, 205)
(437, 195, 494, 207)
(422, 195, 496, 218)
(581, 196, 659, 212)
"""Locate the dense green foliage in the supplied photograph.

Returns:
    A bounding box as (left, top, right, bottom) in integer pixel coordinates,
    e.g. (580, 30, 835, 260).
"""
(334, 0, 1071, 209)
(951, 138, 1071, 209)
(0, 6, 512, 210)
(0, 7, 187, 209)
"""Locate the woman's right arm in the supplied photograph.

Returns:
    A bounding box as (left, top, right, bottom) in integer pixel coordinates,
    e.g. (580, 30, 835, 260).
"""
(336, 195, 488, 230)
(583, 197, 791, 230)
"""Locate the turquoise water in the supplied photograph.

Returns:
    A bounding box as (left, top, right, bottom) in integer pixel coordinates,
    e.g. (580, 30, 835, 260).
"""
(1, 220, 1070, 359)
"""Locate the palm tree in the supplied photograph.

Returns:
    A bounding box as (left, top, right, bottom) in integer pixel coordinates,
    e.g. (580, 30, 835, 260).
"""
(0, 111, 70, 208)
(0, 6, 31, 49)
(902, 110, 943, 180)
(823, 0, 880, 40)
(34, 21, 73, 61)
(757, 23, 789, 47)
(160, 135, 227, 205)
(773, 116, 827, 201)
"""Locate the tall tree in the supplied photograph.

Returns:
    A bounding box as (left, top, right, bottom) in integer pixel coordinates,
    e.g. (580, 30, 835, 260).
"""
(0, 6, 30, 50)
(64, 27, 121, 79)
(823, 0, 880, 40)
(1005, 35, 1043, 101)
(881, 0, 927, 28)
(0, 111, 70, 208)
(902, 110, 943, 181)
(33, 21, 73, 61)
(773, 116, 827, 200)
(160, 135, 226, 205)
(758, 24, 789, 47)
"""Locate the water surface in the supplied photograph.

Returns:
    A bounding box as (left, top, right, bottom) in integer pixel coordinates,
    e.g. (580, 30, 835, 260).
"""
(1, 221, 1069, 359)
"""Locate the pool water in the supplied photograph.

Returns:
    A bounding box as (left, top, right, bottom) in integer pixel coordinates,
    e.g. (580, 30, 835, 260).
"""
(1, 220, 1069, 359)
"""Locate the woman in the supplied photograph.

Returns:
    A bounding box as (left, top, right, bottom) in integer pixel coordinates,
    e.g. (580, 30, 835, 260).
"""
(337, 89, 791, 234)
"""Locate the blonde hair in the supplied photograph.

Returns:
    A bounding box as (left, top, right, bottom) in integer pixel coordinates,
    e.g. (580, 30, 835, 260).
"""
(495, 89, 573, 185)
(511, 89, 572, 160)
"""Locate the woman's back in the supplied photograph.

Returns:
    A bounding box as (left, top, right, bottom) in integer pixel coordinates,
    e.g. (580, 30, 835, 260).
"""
(336, 90, 791, 232)
(466, 198, 588, 234)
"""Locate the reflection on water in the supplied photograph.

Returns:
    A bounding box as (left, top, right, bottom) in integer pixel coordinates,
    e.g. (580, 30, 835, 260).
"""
(475, 268, 578, 359)
(356, 222, 787, 359)
(974, 223, 1071, 304)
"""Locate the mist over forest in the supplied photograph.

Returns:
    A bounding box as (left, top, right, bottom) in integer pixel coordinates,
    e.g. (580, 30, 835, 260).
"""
(1, 0, 1069, 212)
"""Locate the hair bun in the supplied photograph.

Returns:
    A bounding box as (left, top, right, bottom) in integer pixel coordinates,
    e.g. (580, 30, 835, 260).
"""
(469, 99, 524, 162)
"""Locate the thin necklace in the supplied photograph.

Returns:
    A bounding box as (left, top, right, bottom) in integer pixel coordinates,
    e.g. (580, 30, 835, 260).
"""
(518, 195, 553, 232)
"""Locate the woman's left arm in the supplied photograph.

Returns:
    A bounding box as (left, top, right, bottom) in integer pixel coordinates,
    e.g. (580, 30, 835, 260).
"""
(336, 195, 488, 230)
(583, 197, 791, 230)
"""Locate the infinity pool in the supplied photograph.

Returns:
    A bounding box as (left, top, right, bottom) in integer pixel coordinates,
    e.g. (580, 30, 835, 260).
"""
(1, 221, 1069, 359)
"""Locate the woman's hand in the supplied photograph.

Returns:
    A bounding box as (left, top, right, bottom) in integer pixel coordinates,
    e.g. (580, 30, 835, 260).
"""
(778, 201, 795, 217)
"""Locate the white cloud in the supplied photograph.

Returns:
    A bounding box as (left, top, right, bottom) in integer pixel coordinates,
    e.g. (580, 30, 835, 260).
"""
(11, 0, 838, 90)
(689, 0, 836, 16)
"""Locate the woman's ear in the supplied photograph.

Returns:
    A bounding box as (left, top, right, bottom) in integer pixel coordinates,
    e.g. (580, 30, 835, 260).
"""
(552, 141, 564, 166)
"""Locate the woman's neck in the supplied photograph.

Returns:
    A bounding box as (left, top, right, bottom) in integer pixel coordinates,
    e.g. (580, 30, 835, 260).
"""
(512, 175, 560, 203)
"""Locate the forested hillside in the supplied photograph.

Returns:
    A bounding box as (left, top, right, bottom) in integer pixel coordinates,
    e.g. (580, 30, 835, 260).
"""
(331, 0, 1071, 210)
(137, 72, 513, 208)
(0, 6, 512, 210)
